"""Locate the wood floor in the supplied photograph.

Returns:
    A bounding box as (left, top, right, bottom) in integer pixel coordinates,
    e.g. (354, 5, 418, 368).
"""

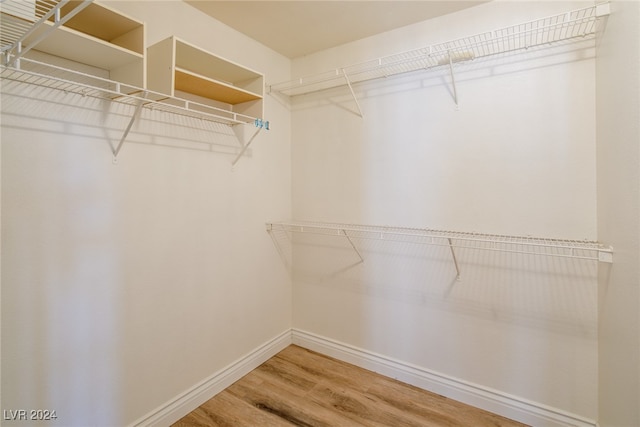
(172, 345, 528, 427)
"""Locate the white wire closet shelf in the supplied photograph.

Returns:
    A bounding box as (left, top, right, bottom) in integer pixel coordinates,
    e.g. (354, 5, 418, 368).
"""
(266, 221, 613, 280)
(1, 57, 262, 125)
(2, 0, 92, 65)
(268, 3, 610, 97)
(1, 57, 268, 161)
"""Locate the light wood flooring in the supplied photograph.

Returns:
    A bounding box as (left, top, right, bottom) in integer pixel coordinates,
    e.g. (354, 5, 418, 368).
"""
(173, 345, 528, 427)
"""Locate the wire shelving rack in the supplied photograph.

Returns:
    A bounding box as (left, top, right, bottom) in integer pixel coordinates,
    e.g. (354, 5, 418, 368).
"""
(268, 3, 610, 99)
(1, 0, 93, 66)
(266, 221, 613, 280)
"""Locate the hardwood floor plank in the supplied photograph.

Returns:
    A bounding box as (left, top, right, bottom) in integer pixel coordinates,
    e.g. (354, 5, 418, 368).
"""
(272, 345, 376, 393)
(365, 379, 517, 427)
(226, 372, 368, 427)
(307, 382, 428, 427)
(253, 355, 318, 396)
(173, 390, 294, 427)
(172, 345, 529, 427)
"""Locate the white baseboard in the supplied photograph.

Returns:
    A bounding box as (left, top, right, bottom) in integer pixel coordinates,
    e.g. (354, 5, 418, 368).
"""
(292, 328, 597, 427)
(129, 328, 596, 427)
(129, 329, 292, 427)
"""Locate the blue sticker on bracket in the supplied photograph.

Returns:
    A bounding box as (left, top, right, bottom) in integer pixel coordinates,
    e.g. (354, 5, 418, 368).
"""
(254, 119, 270, 130)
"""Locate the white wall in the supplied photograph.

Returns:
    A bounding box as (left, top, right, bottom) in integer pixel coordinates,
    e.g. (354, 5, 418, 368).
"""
(0, 2, 291, 426)
(6, 1, 637, 426)
(596, 1, 640, 426)
(290, 1, 599, 424)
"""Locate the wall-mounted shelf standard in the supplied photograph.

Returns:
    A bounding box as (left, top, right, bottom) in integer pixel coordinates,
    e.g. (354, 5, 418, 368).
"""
(268, 3, 610, 108)
(266, 221, 613, 280)
(147, 36, 264, 121)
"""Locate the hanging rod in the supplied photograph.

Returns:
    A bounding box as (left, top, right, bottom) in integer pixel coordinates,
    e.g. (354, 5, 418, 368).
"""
(268, 3, 610, 97)
(266, 221, 613, 264)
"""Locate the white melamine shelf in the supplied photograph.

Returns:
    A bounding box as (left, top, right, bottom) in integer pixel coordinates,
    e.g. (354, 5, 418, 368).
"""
(268, 3, 610, 97)
(147, 36, 264, 120)
(2, 0, 145, 88)
(266, 221, 613, 279)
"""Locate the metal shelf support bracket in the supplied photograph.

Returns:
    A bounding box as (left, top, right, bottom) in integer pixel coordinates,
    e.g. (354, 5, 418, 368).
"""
(448, 238, 461, 280)
(232, 125, 262, 167)
(342, 229, 364, 263)
(447, 52, 459, 108)
(342, 69, 364, 118)
(112, 91, 147, 162)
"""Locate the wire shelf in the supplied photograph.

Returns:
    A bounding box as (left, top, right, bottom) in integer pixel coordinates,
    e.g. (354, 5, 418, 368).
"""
(1, 57, 261, 126)
(2, 0, 56, 51)
(266, 221, 613, 264)
(268, 3, 609, 96)
(1, 0, 95, 64)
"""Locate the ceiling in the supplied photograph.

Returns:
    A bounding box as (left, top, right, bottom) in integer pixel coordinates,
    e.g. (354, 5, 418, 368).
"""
(185, 1, 488, 59)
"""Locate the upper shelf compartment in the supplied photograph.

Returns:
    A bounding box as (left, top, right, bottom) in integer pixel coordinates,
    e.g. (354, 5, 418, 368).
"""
(147, 36, 264, 121)
(1, 0, 145, 88)
(268, 3, 610, 97)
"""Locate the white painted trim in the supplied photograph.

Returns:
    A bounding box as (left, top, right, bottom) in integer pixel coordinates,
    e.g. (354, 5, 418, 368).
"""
(129, 328, 597, 427)
(292, 329, 597, 427)
(129, 329, 292, 427)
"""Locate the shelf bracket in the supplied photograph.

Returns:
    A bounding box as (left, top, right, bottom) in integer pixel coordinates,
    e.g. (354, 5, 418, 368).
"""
(342, 229, 364, 263)
(113, 92, 147, 161)
(342, 69, 364, 118)
(447, 238, 461, 280)
(232, 125, 262, 166)
(447, 52, 459, 108)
